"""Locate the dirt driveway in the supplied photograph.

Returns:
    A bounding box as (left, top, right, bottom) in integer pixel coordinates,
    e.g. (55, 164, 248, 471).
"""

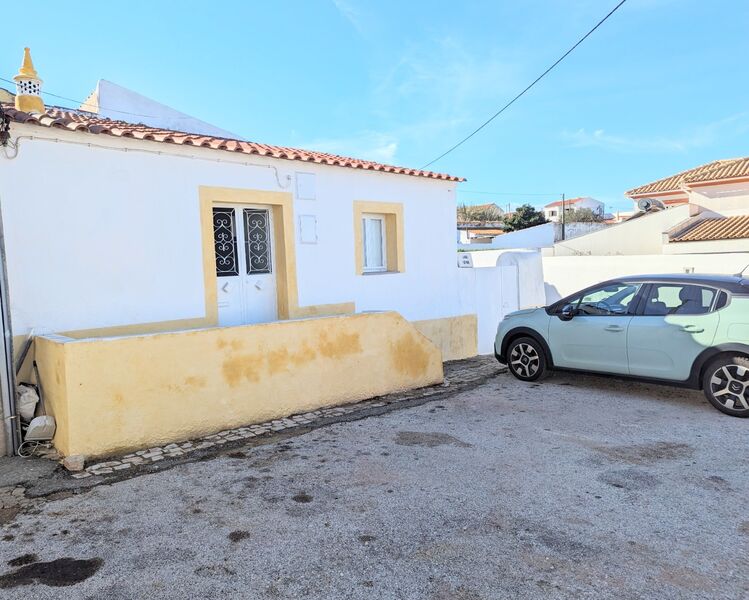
(0, 366, 747, 599)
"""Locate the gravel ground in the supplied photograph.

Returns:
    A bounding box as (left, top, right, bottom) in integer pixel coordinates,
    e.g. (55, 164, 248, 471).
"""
(0, 369, 747, 599)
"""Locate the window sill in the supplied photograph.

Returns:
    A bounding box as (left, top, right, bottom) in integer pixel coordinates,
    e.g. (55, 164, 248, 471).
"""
(361, 270, 401, 276)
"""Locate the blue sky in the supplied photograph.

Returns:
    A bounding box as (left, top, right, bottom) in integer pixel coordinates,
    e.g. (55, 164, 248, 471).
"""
(2, 0, 748, 211)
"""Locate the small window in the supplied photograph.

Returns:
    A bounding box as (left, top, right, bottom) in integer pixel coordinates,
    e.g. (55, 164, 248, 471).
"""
(715, 291, 729, 310)
(362, 214, 386, 272)
(548, 210, 557, 217)
(642, 284, 716, 316)
(563, 282, 641, 316)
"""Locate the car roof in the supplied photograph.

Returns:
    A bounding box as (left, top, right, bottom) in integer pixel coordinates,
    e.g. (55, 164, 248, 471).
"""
(612, 273, 749, 293)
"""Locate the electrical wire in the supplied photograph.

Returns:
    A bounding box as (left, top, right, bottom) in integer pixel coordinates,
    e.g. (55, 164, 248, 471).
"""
(420, 0, 629, 169)
(458, 190, 557, 196)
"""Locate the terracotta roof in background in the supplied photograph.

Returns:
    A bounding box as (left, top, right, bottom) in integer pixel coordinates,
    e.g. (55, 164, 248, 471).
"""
(626, 157, 749, 196)
(1, 104, 464, 182)
(670, 215, 749, 243)
(544, 197, 585, 208)
(467, 229, 504, 235)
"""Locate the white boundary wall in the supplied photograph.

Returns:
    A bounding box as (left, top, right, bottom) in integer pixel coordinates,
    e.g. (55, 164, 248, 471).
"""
(543, 253, 749, 303)
(458, 250, 546, 354)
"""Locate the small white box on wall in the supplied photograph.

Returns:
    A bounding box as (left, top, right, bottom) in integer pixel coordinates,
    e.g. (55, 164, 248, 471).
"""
(296, 172, 316, 200)
(457, 253, 473, 268)
(299, 215, 318, 244)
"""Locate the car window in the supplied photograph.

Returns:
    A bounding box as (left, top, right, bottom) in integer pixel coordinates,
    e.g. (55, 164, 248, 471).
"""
(641, 284, 716, 316)
(565, 283, 641, 316)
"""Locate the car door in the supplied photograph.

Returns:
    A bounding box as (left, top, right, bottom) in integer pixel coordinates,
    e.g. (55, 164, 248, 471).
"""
(547, 282, 642, 374)
(627, 283, 721, 381)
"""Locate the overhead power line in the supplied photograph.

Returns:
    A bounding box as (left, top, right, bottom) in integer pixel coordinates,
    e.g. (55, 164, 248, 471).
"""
(420, 0, 629, 170)
(458, 189, 557, 197)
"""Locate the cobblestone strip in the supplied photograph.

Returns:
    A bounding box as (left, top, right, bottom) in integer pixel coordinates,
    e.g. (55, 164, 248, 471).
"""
(75, 356, 503, 479)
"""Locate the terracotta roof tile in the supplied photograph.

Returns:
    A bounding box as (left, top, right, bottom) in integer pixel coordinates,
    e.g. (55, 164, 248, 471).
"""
(1, 104, 463, 182)
(670, 215, 749, 242)
(626, 157, 749, 196)
(544, 197, 585, 208)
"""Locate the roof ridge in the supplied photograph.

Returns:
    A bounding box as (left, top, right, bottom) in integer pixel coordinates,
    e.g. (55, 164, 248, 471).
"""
(1, 103, 463, 182)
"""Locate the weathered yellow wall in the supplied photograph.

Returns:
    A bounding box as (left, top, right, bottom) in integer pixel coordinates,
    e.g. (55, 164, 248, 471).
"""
(36, 312, 443, 458)
(34, 336, 71, 452)
(412, 314, 478, 361)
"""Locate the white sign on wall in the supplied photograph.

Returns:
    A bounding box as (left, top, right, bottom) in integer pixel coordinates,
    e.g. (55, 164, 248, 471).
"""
(457, 253, 473, 268)
(296, 172, 316, 200)
(299, 214, 318, 244)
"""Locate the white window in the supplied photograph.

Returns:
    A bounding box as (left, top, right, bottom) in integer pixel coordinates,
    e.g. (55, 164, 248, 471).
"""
(362, 214, 386, 272)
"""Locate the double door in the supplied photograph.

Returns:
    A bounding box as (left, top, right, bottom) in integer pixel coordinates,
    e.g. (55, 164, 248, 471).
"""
(212, 205, 277, 326)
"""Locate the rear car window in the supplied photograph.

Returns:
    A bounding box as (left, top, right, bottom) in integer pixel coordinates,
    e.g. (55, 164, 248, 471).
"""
(642, 284, 716, 316)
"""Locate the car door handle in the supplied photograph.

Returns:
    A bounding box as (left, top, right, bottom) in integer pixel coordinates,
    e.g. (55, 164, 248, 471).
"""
(604, 325, 624, 332)
(679, 325, 704, 333)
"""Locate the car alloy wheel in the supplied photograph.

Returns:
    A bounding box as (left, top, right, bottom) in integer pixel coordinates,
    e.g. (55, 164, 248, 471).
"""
(708, 364, 749, 412)
(510, 342, 540, 378)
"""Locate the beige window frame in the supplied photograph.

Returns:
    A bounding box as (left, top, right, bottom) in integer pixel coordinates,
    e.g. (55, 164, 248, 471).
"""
(353, 201, 405, 275)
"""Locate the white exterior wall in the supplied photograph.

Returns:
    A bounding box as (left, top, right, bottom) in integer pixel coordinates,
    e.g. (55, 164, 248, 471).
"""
(0, 125, 462, 336)
(543, 253, 749, 303)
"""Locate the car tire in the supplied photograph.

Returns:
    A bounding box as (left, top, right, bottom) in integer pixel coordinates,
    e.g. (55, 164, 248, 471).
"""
(702, 354, 749, 417)
(506, 336, 549, 382)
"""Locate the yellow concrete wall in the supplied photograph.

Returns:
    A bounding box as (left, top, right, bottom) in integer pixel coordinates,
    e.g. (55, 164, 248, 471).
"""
(412, 314, 478, 361)
(35, 312, 443, 458)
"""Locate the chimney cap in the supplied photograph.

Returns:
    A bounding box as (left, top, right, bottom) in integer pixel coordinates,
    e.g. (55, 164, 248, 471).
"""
(14, 47, 42, 82)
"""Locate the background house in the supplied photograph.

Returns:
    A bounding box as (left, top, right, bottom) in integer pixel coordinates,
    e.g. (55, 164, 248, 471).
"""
(542, 196, 604, 222)
(626, 157, 749, 208)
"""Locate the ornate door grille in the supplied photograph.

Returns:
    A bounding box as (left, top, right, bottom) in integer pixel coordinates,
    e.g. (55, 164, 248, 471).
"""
(212, 207, 239, 277)
(243, 209, 272, 274)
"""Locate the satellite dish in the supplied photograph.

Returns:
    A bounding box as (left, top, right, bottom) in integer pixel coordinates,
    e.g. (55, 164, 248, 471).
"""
(637, 198, 666, 212)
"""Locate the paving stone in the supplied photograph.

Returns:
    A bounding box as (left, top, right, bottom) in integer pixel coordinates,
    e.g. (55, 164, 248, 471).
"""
(113, 464, 131, 471)
(71, 472, 92, 479)
(164, 444, 180, 450)
(89, 461, 121, 470)
(91, 468, 113, 475)
(62, 455, 86, 472)
(147, 447, 163, 453)
(150, 456, 165, 462)
(121, 457, 144, 464)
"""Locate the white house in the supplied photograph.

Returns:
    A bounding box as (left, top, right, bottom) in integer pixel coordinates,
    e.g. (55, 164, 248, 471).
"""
(0, 49, 479, 458)
(542, 196, 604, 222)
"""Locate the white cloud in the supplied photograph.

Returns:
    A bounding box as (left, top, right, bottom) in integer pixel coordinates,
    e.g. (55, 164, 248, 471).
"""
(561, 113, 749, 153)
(301, 130, 399, 164)
(332, 0, 367, 35)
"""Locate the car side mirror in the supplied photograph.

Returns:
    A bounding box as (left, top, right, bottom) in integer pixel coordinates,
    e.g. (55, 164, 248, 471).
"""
(559, 304, 575, 321)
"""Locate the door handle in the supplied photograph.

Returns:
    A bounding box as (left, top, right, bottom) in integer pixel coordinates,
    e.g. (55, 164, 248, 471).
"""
(680, 325, 704, 333)
(604, 325, 624, 332)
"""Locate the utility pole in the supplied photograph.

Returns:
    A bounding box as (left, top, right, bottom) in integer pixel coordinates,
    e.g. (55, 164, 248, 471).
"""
(561, 193, 566, 241)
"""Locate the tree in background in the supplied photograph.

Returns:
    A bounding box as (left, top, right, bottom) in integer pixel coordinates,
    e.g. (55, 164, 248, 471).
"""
(564, 208, 604, 223)
(457, 203, 504, 223)
(502, 204, 547, 231)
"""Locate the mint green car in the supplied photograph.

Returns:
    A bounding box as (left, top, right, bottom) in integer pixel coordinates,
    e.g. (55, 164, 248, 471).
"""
(494, 274, 749, 417)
